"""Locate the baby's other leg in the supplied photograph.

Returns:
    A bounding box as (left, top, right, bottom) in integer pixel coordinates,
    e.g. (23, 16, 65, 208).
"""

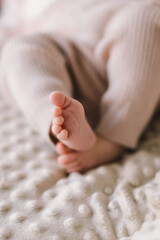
(0, 34, 72, 146)
(95, 2, 160, 149)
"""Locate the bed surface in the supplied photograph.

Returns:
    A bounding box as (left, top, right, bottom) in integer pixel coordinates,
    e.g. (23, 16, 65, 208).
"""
(0, 93, 160, 240)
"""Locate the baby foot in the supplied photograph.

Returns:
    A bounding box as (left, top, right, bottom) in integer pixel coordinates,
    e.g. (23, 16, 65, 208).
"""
(55, 138, 125, 173)
(49, 91, 96, 151)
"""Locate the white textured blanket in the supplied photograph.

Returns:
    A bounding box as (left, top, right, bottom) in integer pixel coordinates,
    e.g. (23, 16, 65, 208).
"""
(0, 92, 160, 240)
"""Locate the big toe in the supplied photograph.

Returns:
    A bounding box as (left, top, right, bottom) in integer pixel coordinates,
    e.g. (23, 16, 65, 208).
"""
(49, 91, 71, 108)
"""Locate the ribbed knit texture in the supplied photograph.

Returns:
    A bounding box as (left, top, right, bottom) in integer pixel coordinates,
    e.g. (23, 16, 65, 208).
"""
(0, 0, 160, 149)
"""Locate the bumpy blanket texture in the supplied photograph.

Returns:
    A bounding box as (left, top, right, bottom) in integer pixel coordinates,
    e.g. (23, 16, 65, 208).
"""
(0, 93, 160, 240)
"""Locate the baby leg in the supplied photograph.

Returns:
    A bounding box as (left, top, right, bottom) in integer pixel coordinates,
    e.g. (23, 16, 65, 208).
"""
(55, 2, 160, 172)
(0, 34, 96, 151)
(95, 1, 160, 149)
(0, 34, 73, 147)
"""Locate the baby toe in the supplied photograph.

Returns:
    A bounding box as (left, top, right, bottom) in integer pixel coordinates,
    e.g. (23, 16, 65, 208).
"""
(57, 129, 68, 140)
(49, 91, 71, 108)
(52, 107, 62, 117)
(52, 125, 62, 135)
(53, 116, 64, 125)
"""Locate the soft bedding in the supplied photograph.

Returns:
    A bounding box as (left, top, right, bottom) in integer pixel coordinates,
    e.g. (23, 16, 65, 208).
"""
(0, 93, 160, 240)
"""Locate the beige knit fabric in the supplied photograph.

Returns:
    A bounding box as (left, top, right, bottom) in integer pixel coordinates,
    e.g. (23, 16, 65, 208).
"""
(0, 0, 160, 149)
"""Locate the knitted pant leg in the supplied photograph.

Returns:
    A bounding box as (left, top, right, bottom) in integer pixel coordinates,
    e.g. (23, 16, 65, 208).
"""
(96, 2, 160, 148)
(0, 34, 73, 147)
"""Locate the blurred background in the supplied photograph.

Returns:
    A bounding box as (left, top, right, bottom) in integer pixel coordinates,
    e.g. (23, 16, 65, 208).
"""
(0, 0, 55, 27)
(0, 0, 56, 47)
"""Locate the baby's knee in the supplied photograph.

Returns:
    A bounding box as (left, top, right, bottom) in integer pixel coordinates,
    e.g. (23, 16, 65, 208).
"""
(1, 34, 48, 66)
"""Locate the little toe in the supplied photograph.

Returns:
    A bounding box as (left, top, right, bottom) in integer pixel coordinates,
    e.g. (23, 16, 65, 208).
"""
(57, 129, 68, 140)
(56, 142, 72, 154)
(52, 107, 62, 117)
(49, 91, 71, 108)
(52, 125, 62, 135)
(53, 116, 64, 125)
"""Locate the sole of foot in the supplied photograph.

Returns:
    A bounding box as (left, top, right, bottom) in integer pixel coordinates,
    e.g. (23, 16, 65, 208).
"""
(49, 91, 96, 151)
